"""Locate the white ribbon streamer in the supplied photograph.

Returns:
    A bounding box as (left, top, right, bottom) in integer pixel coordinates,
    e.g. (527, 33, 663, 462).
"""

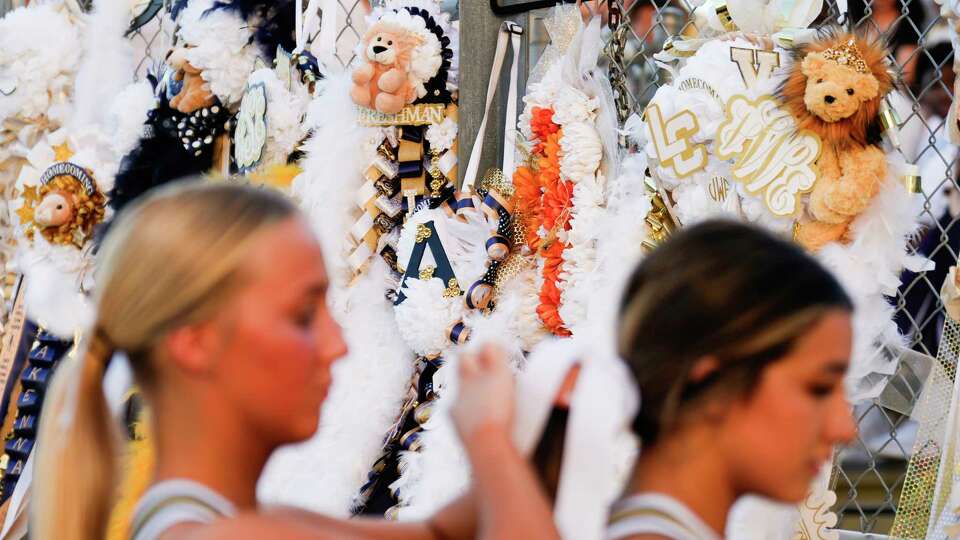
(314, 0, 339, 65)
(462, 22, 522, 191)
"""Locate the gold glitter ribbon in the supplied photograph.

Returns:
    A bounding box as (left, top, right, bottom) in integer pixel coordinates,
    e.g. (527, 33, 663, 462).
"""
(715, 1, 737, 32)
(903, 164, 922, 194)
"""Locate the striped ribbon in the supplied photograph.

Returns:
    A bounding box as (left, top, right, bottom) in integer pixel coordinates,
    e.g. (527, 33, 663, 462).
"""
(346, 139, 402, 278)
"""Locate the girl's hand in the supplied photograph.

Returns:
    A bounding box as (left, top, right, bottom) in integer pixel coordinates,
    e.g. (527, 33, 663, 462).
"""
(451, 344, 515, 442)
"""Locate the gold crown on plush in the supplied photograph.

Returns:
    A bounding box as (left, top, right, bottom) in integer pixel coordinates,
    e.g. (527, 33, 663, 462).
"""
(821, 38, 869, 73)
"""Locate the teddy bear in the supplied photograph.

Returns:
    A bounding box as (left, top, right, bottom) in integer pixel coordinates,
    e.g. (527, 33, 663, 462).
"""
(166, 47, 217, 114)
(350, 21, 424, 114)
(779, 31, 894, 251)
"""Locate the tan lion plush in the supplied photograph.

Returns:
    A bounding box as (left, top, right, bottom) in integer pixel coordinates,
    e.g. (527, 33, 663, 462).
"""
(781, 31, 894, 251)
(167, 47, 217, 114)
(350, 21, 424, 114)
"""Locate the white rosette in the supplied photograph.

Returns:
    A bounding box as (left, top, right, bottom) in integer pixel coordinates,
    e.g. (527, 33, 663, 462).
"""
(672, 159, 744, 226)
(245, 68, 310, 168)
(559, 121, 603, 184)
(393, 277, 464, 357)
(425, 116, 458, 152)
(552, 86, 599, 125)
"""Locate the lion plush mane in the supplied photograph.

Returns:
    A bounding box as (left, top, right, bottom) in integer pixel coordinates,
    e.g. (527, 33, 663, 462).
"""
(778, 29, 894, 148)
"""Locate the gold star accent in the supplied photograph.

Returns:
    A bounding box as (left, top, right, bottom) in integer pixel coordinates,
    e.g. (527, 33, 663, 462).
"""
(15, 186, 37, 226)
(15, 205, 33, 225)
(20, 185, 39, 206)
(53, 142, 74, 162)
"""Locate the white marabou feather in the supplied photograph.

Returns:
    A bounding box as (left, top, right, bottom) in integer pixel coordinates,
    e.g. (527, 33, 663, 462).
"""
(259, 71, 414, 515)
(71, 0, 136, 131)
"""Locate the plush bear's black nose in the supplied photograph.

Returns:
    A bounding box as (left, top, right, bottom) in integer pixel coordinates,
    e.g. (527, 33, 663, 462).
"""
(373, 45, 387, 54)
(824, 95, 836, 104)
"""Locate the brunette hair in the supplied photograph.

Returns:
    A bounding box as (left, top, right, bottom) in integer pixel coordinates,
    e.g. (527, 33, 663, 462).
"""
(617, 220, 852, 445)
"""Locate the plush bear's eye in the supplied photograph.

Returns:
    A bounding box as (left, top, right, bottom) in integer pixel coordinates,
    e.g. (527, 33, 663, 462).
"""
(388, 40, 393, 46)
(846, 88, 854, 95)
(816, 78, 823, 84)
(376, 36, 382, 41)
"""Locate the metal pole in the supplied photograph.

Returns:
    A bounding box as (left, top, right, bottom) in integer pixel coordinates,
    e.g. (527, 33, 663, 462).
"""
(457, 2, 529, 188)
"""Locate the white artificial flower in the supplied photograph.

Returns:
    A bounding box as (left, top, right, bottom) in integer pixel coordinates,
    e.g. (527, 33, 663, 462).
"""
(426, 116, 458, 152)
(560, 121, 603, 184)
(736, 183, 795, 235)
(552, 86, 599, 125)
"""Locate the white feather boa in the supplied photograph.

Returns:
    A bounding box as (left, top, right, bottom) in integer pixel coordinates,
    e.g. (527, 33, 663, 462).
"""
(258, 71, 416, 515)
(818, 163, 928, 401)
(178, 0, 260, 106)
(259, 258, 415, 514)
(71, 0, 136, 131)
(0, 4, 80, 128)
(391, 291, 529, 520)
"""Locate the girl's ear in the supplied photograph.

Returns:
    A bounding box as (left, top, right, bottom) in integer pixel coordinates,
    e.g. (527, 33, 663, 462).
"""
(162, 320, 220, 376)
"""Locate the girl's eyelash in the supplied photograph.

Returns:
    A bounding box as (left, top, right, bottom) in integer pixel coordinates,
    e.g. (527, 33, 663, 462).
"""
(808, 383, 834, 398)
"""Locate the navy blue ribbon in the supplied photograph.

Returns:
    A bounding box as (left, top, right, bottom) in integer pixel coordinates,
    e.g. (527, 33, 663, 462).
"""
(482, 191, 511, 221)
(485, 235, 510, 260)
(465, 281, 493, 310)
(448, 321, 469, 345)
(400, 126, 424, 144)
(398, 160, 424, 178)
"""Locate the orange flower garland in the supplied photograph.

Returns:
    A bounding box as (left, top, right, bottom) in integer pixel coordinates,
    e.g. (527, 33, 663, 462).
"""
(512, 107, 573, 337)
(512, 165, 541, 251)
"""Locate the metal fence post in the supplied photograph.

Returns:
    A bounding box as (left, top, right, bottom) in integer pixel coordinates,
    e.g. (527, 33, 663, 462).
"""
(457, 2, 529, 188)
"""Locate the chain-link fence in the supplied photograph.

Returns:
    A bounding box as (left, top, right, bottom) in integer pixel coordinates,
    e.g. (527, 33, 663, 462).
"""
(127, 0, 372, 80)
(119, 0, 956, 535)
(595, 0, 957, 535)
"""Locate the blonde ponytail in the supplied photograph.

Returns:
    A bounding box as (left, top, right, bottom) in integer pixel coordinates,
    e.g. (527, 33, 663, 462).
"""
(33, 328, 119, 540)
(31, 181, 297, 540)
